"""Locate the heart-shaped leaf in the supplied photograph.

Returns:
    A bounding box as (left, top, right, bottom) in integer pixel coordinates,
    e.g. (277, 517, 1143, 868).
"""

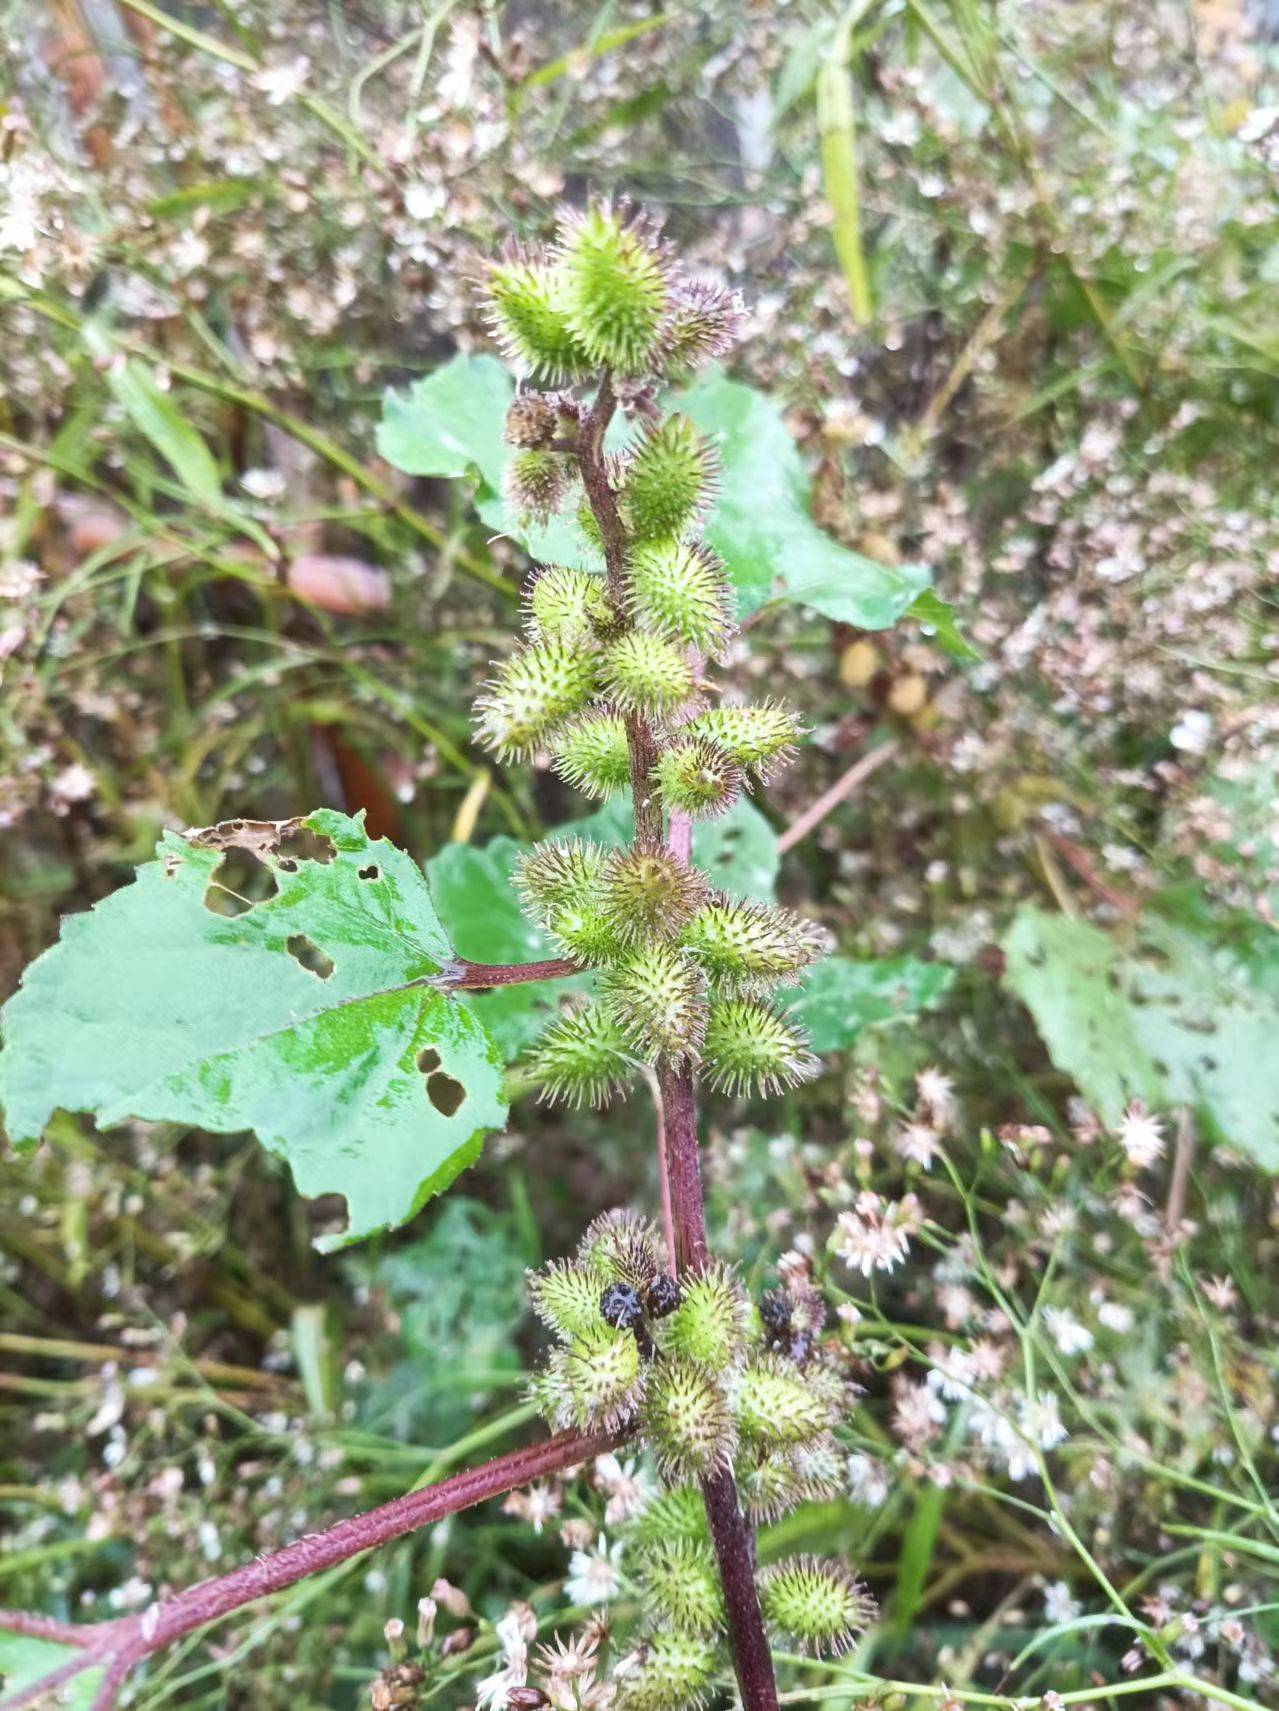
(0, 810, 508, 1250)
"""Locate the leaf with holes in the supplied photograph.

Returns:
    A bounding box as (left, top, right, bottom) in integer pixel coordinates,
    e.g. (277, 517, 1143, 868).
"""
(1003, 904, 1279, 1167)
(677, 367, 932, 625)
(1002, 908, 1163, 1126)
(1123, 915, 1279, 1169)
(0, 810, 508, 1250)
(790, 955, 955, 1053)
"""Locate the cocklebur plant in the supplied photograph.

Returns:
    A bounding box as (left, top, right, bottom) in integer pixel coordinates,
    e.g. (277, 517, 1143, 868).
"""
(0, 202, 877, 1711)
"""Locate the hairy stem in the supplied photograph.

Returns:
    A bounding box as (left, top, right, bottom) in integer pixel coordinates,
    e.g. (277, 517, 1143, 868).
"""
(575, 375, 781, 1711)
(0, 1426, 620, 1711)
(576, 376, 663, 852)
(446, 956, 580, 989)
(659, 1063, 781, 1711)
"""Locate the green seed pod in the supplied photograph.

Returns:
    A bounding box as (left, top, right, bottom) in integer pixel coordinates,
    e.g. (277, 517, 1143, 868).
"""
(730, 1353, 836, 1447)
(680, 899, 824, 993)
(559, 1323, 645, 1431)
(599, 848, 707, 944)
(601, 631, 697, 716)
(702, 998, 819, 1097)
(620, 415, 717, 543)
(636, 1537, 725, 1637)
(527, 1258, 609, 1340)
(656, 278, 746, 377)
(658, 1262, 750, 1371)
(474, 642, 598, 760)
(632, 1483, 709, 1550)
(483, 253, 588, 382)
(738, 1433, 845, 1525)
(503, 449, 573, 528)
(682, 701, 804, 781)
(626, 538, 732, 655)
(545, 897, 626, 966)
(527, 564, 614, 643)
(524, 1002, 634, 1108)
(557, 204, 668, 376)
(578, 1208, 663, 1292)
(618, 1632, 718, 1711)
(551, 713, 632, 800)
(655, 740, 743, 821)
(514, 839, 609, 926)
(527, 1359, 575, 1432)
(600, 942, 708, 1062)
(757, 1556, 877, 1656)
(504, 392, 559, 448)
(644, 1356, 737, 1481)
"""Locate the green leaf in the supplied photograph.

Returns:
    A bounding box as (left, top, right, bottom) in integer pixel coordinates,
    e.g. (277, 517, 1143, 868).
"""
(1124, 918, 1279, 1169)
(1003, 904, 1279, 1168)
(556, 794, 780, 903)
(99, 358, 224, 507)
(895, 1480, 947, 1631)
(1002, 909, 1163, 1126)
(377, 353, 513, 484)
(906, 589, 981, 661)
(425, 835, 591, 1060)
(676, 367, 932, 626)
(0, 810, 508, 1250)
(346, 1196, 528, 1440)
(690, 801, 781, 903)
(0, 1634, 101, 1711)
(1199, 758, 1279, 919)
(375, 356, 935, 635)
(790, 956, 955, 1053)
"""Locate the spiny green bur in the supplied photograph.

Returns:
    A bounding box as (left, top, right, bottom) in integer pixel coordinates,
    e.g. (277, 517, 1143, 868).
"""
(483, 204, 871, 1708)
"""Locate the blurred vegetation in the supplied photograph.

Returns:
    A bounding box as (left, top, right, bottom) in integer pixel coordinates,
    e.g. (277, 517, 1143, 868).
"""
(2, 1, 1279, 1708)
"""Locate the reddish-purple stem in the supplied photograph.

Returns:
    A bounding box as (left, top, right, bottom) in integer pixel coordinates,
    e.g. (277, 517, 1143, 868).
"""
(0, 1426, 620, 1711)
(576, 381, 781, 1711)
(447, 957, 579, 989)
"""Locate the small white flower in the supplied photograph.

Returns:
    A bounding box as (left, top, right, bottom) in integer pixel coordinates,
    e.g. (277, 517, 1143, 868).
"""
(893, 1122, 940, 1170)
(1016, 1389, 1069, 1475)
(253, 56, 310, 105)
(241, 467, 287, 501)
(927, 1346, 977, 1402)
(832, 1191, 921, 1277)
(1170, 709, 1212, 755)
(1117, 1102, 1165, 1169)
(565, 1534, 624, 1607)
(1096, 1299, 1135, 1334)
(846, 1451, 890, 1508)
(50, 762, 96, 806)
(474, 1609, 529, 1709)
(1043, 1307, 1094, 1357)
(1043, 1580, 1082, 1624)
(915, 1066, 956, 1125)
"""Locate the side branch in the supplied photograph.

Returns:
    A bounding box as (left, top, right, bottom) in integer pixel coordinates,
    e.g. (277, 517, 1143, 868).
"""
(444, 957, 580, 990)
(0, 1425, 621, 1711)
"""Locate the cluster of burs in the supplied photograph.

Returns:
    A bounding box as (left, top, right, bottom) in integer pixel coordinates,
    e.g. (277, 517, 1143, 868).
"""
(474, 203, 826, 1109)
(531, 1211, 876, 1707)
